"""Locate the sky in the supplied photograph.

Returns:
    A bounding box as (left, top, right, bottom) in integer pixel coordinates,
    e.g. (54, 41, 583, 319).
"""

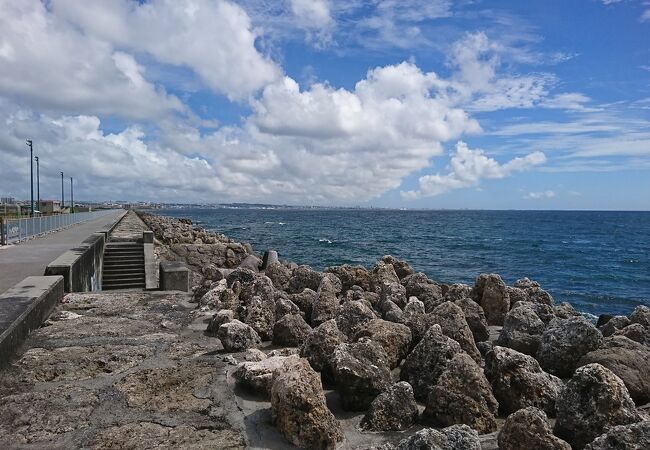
(0, 0, 649, 210)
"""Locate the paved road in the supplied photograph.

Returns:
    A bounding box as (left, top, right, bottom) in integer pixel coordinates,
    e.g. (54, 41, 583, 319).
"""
(0, 211, 124, 295)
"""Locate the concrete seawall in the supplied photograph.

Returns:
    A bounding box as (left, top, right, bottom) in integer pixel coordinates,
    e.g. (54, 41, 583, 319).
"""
(45, 232, 106, 292)
(0, 276, 64, 367)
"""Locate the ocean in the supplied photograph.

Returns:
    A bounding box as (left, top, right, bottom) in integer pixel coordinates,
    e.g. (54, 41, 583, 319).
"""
(157, 208, 650, 317)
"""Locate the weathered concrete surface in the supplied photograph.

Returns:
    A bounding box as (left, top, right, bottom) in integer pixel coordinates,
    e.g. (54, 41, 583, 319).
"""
(0, 211, 125, 295)
(45, 233, 105, 292)
(109, 211, 150, 243)
(0, 291, 247, 449)
(160, 262, 190, 292)
(0, 276, 64, 368)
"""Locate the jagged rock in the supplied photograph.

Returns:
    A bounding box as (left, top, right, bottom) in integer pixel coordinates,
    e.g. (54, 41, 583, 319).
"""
(630, 305, 650, 329)
(403, 273, 444, 312)
(472, 274, 510, 326)
(381, 255, 414, 280)
(430, 302, 482, 364)
(597, 314, 614, 327)
(290, 288, 317, 320)
(454, 297, 490, 342)
(579, 335, 650, 405)
(206, 309, 235, 336)
(202, 263, 224, 281)
(272, 314, 312, 347)
(402, 297, 435, 344)
(226, 267, 257, 289)
(300, 319, 347, 380)
(360, 381, 419, 432)
(422, 353, 498, 433)
(554, 302, 581, 319)
(476, 341, 493, 357)
(377, 298, 404, 323)
(498, 407, 571, 450)
(393, 425, 481, 450)
(275, 295, 302, 319)
(354, 319, 412, 369)
(496, 304, 545, 356)
(614, 323, 650, 346)
(526, 286, 554, 306)
(331, 339, 392, 410)
(401, 324, 463, 401)
(520, 301, 557, 324)
(335, 300, 377, 338)
(265, 262, 292, 291)
(370, 261, 400, 293)
(584, 421, 650, 450)
(484, 346, 563, 416)
(513, 277, 539, 289)
(261, 250, 279, 269)
(199, 279, 228, 308)
(232, 356, 292, 396)
(242, 348, 267, 361)
(381, 282, 407, 309)
(444, 284, 473, 302)
(245, 295, 275, 341)
(217, 320, 261, 352)
(319, 273, 343, 295)
(311, 291, 340, 327)
(239, 254, 261, 272)
(554, 363, 643, 450)
(287, 265, 322, 294)
(270, 356, 343, 449)
(325, 264, 371, 292)
(506, 286, 529, 307)
(536, 317, 603, 378)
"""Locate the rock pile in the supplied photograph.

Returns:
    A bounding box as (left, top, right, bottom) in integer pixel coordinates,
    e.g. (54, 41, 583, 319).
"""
(146, 212, 650, 450)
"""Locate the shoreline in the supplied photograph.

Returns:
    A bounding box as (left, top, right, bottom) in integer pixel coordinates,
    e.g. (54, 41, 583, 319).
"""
(137, 210, 650, 449)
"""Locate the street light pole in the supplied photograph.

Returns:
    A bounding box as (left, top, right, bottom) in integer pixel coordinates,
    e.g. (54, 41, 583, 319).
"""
(61, 172, 64, 212)
(35, 156, 40, 215)
(26, 140, 33, 216)
(70, 177, 74, 214)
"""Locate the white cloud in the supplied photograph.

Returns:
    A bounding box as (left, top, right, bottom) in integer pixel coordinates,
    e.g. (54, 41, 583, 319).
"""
(444, 32, 555, 112)
(290, 0, 334, 46)
(402, 141, 546, 199)
(0, 0, 183, 120)
(51, 0, 281, 100)
(526, 190, 556, 199)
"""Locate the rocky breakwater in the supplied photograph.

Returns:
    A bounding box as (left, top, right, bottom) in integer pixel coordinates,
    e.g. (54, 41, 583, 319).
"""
(148, 213, 650, 449)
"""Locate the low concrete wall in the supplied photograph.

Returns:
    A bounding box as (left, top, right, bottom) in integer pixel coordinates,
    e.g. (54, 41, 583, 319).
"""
(45, 233, 105, 292)
(160, 261, 190, 292)
(0, 276, 64, 367)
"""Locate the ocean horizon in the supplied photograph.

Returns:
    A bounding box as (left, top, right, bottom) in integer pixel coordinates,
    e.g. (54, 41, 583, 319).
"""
(157, 208, 650, 319)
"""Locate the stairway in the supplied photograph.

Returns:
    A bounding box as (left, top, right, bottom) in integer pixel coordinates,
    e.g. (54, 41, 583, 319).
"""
(102, 242, 145, 290)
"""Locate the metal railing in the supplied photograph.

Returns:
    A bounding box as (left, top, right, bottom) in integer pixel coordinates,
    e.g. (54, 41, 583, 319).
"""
(0, 209, 122, 245)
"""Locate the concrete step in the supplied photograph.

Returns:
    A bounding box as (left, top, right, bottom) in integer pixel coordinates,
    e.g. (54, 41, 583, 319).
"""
(103, 282, 146, 290)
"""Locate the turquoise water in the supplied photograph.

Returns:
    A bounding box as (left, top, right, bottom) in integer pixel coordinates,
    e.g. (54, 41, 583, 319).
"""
(157, 208, 650, 317)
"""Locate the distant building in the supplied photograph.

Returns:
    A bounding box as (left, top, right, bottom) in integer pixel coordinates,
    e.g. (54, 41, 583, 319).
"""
(38, 200, 62, 214)
(1, 203, 21, 217)
(1, 197, 16, 204)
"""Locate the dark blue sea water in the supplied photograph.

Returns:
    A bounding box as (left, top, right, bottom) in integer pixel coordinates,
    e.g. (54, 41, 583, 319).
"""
(157, 208, 650, 317)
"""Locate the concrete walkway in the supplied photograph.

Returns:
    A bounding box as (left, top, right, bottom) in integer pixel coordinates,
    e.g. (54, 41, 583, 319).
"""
(0, 210, 124, 295)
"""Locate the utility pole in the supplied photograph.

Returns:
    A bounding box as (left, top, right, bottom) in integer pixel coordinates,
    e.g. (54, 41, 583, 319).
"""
(61, 172, 64, 212)
(70, 177, 74, 214)
(26, 140, 33, 216)
(35, 156, 40, 215)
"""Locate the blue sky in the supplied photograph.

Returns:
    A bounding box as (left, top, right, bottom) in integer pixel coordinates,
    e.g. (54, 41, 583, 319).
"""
(0, 0, 648, 209)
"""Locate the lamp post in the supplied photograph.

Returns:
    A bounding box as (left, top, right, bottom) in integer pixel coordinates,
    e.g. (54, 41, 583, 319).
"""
(60, 172, 64, 212)
(70, 177, 74, 214)
(26, 140, 33, 216)
(35, 156, 40, 215)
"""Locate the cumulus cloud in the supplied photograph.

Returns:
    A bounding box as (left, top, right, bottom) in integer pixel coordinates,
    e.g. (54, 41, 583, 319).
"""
(526, 190, 556, 199)
(51, 0, 281, 100)
(402, 141, 546, 199)
(0, 0, 183, 119)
